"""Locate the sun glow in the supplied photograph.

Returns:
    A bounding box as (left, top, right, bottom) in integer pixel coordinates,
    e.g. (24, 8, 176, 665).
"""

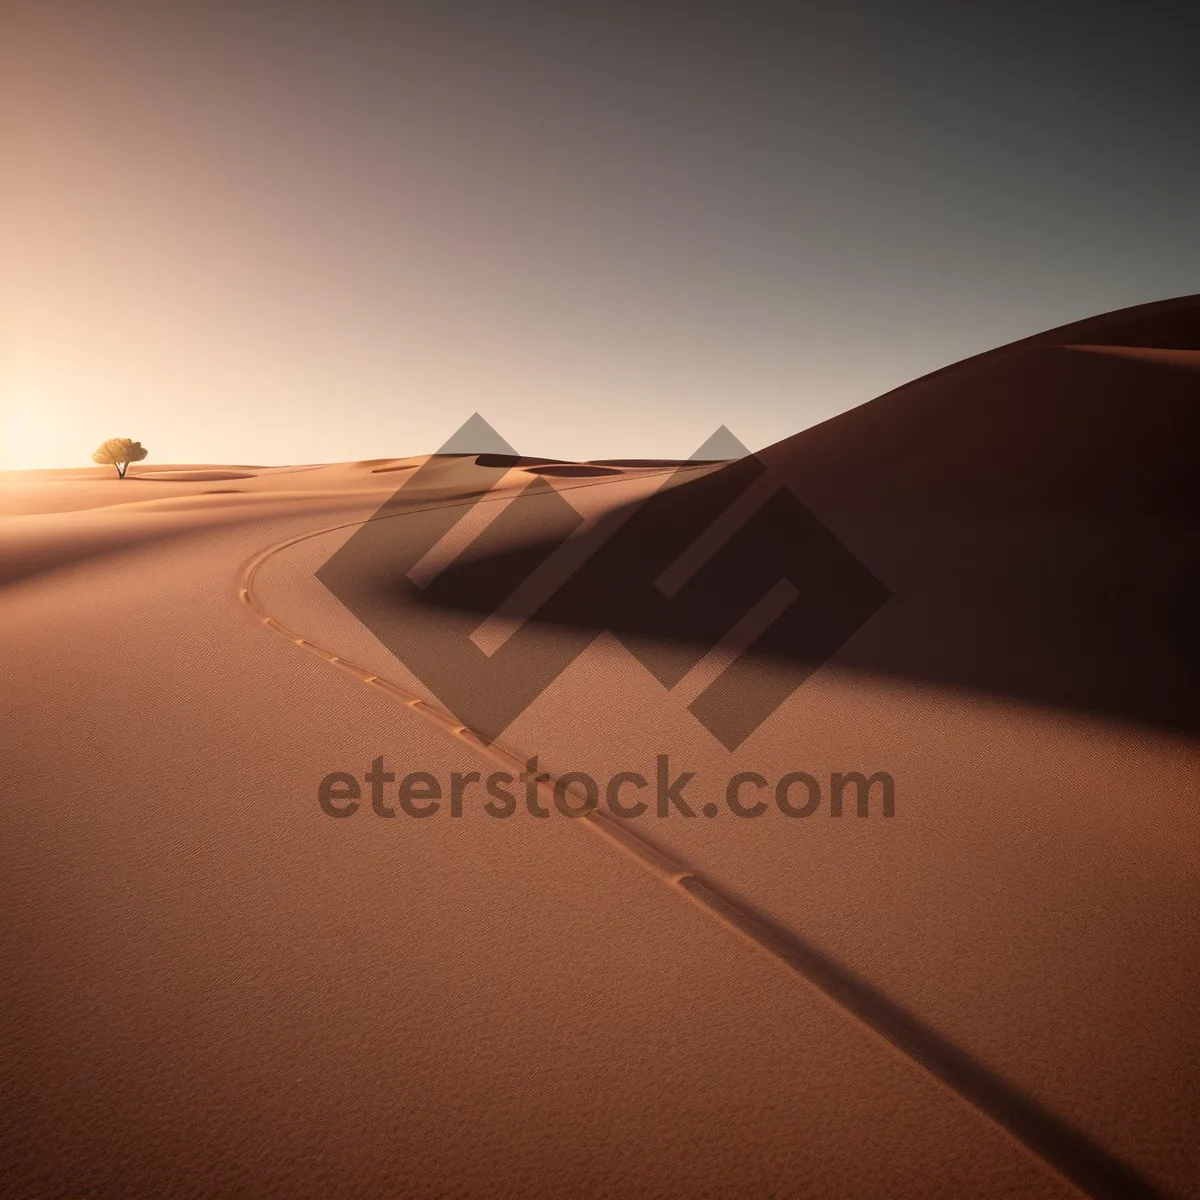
(0, 381, 75, 472)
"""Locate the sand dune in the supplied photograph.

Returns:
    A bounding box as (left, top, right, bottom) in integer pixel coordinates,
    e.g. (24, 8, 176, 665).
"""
(417, 296, 1198, 735)
(0, 460, 433, 584)
(1, 457, 1071, 1198)
(751, 296, 1200, 737)
(278, 295, 1198, 1195)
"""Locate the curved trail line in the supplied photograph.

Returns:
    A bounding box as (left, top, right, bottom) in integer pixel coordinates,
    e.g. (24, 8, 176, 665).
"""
(238, 473, 1162, 1200)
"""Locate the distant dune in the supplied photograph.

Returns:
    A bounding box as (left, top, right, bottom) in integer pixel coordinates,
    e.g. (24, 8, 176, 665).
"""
(0, 459, 424, 584)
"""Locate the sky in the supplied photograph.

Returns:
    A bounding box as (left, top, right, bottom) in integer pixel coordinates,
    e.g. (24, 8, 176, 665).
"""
(2, 0, 1198, 469)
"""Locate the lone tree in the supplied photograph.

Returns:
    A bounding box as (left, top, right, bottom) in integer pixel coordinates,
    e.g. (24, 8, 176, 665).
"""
(92, 437, 148, 479)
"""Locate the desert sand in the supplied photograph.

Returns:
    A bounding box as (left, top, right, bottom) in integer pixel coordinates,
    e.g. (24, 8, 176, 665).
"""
(2, 294, 1198, 1198)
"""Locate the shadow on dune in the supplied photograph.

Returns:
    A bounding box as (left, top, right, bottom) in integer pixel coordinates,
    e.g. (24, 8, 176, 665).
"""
(589, 457, 728, 466)
(673, 872, 1166, 1199)
(523, 464, 625, 477)
(407, 294, 1200, 738)
(135, 470, 258, 481)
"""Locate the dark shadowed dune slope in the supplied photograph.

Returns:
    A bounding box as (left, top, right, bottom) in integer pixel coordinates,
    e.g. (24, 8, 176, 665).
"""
(750, 294, 1200, 733)
(399, 295, 1200, 736)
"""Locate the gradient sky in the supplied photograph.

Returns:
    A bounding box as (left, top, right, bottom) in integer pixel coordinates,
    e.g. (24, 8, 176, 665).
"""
(3, 0, 1198, 469)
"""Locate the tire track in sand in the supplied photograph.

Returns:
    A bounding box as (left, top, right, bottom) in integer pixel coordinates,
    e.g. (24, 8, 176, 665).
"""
(237, 472, 1163, 1200)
